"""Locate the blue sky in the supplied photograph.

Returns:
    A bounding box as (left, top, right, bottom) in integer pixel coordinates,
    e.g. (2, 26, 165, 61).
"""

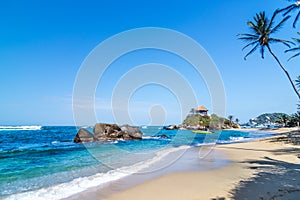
(0, 0, 299, 125)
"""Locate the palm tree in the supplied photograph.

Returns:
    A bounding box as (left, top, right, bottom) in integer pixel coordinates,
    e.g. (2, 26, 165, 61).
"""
(190, 108, 195, 116)
(235, 118, 239, 125)
(228, 115, 233, 127)
(279, 0, 300, 28)
(296, 76, 300, 110)
(285, 32, 300, 60)
(238, 11, 300, 99)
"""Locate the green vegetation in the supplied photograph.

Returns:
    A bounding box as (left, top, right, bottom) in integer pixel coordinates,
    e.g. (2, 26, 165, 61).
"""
(297, 76, 300, 111)
(183, 114, 210, 127)
(289, 113, 300, 127)
(182, 111, 240, 130)
(253, 112, 300, 127)
(255, 113, 290, 124)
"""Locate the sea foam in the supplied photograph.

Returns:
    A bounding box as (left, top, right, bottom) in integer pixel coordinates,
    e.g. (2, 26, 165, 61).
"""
(3, 145, 190, 200)
(0, 126, 42, 131)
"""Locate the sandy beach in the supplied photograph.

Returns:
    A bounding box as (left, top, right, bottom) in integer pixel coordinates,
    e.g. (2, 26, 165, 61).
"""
(79, 128, 300, 200)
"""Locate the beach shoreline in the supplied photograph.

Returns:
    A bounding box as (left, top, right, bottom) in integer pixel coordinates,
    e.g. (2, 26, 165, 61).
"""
(66, 127, 300, 200)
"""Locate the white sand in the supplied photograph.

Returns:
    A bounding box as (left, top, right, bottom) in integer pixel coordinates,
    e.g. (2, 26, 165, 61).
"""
(103, 131, 300, 199)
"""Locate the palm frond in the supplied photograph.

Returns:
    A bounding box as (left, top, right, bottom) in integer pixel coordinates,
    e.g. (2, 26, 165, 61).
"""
(279, 4, 296, 16)
(267, 10, 279, 31)
(292, 37, 300, 44)
(285, 31, 300, 60)
(291, 32, 300, 43)
(237, 33, 259, 41)
(238, 37, 259, 41)
(296, 76, 300, 87)
(244, 43, 259, 60)
(242, 40, 259, 50)
(285, 46, 300, 52)
(237, 33, 258, 38)
(292, 11, 300, 27)
(247, 21, 260, 34)
(279, 0, 300, 27)
(269, 38, 294, 47)
(288, 52, 300, 60)
(270, 15, 291, 34)
(260, 46, 265, 59)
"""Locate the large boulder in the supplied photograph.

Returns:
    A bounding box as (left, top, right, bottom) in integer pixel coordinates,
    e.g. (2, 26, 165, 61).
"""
(93, 123, 122, 140)
(73, 123, 143, 143)
(120, 124, 142, 139)
(74, 128, 95, 143)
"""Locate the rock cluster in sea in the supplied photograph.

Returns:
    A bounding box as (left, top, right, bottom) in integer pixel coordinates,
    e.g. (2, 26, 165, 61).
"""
(73, 123, 142, 143)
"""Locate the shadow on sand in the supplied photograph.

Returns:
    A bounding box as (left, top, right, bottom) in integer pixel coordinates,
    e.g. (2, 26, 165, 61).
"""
(230, 156, 300, 200)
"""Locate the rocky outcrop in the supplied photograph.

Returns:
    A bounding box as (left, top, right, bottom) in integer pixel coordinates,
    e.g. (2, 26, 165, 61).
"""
(120, 124, 142, 139)
(73, 128, 95, 143)
(74, 123, 143, 143)
(163, 125, 179, 130)
(94, 123, 122, 140)
(157, 134, 169, 139)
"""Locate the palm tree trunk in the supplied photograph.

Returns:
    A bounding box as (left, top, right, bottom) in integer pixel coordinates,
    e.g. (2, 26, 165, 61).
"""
(266, 44, 300, 99)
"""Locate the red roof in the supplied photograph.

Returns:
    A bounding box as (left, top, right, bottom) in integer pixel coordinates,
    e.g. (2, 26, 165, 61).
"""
(196, 105, 208, 111)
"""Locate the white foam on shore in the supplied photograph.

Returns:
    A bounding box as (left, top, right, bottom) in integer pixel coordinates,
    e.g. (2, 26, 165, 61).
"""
(217, 137, 251, 144)
(0, 126, 42, 131)
(3, 145, 190, 200)
(142, 136, 162, 140)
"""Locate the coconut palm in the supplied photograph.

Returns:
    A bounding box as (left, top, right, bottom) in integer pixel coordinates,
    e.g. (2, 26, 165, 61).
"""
(238, 11, 300, 99)
(235, 118, 239, 125)
(279, 0, 300, 28)
(228, 115, 233, 126)
(297, 76, 300, 110)
(190, 108, 196, 116)
(285, 32, 300, 60)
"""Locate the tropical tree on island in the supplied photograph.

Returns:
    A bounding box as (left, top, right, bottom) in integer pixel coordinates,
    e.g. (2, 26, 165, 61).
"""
(238, 11, 300, 99)
(279, 0, 300, 28)
(228, 115, 233, 126)
(285, 32, 300, 60)
(235, 118, 239, 125)
(297, 76, 300, 110)
(289, 112, 300, 126)
(190, 108, 195, 116)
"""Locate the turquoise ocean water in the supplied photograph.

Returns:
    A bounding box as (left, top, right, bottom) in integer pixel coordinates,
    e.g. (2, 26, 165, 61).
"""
(0, 126, 274, 199)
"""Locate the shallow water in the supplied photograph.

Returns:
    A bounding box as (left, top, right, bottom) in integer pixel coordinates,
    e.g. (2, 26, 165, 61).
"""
(0, 126, 273, 199)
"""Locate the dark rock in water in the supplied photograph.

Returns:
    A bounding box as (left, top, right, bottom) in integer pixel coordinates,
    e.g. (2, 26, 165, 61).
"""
(122, 132, 132, 140)
(73, 123, 143, 142)
(163, 125, 179, 130)
(91, 123, 142, 141)
(94, 123, 122, 140)
(120, 124, 142, 139)
(158, 134, 169, 139)
(74, 128, 95, 143)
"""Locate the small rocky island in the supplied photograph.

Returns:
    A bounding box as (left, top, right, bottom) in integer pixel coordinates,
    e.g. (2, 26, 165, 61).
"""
(74, 123, 142, 143)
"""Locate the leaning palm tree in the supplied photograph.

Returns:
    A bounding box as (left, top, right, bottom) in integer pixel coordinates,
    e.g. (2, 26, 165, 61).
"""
(285, 32, 300, 60)
(238, 11, 300, 99)
(279, 0, 300, 28)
